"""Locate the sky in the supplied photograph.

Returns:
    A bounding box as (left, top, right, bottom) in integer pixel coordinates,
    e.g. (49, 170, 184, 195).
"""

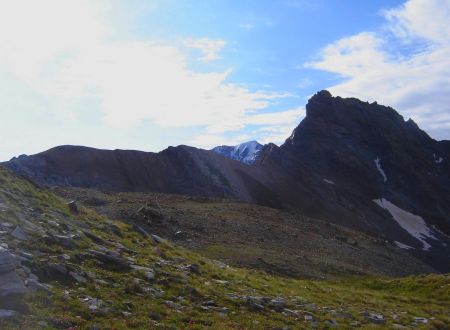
(1, 0, 449, 161)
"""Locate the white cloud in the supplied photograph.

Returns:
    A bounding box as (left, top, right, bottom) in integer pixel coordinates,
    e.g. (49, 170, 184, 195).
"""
(307, 0, 450, 140)
(184, 38, 227, 62)
(384, 0, 450, 44)
(0, 0, 300, 159)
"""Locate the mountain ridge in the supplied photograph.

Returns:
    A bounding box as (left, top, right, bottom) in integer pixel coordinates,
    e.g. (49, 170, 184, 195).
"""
(3, 90, 450, 272)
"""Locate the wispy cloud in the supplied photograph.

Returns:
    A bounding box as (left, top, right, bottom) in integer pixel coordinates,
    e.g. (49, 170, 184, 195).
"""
(0, 0, 300, 157)
(306, 0, 450, 140)
(184, 38, 227, 62)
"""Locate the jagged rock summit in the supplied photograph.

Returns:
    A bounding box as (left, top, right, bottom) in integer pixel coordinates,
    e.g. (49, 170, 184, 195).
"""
(212, 140, 263, 164)
(3, 90, 450, 272)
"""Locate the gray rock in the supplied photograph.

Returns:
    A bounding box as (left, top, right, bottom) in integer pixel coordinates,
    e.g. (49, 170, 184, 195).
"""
(0, 271, 28, 312)
(0, 309, 18, 318)
(18, 251, 33, 260)
(132, 265, 155, 282)
(11, 226, 28, 241)
(367, 313, 385, 324)
(270, 297, 286, 311)
(151, 234, 164, 244)
(81, 296, 104, 313)
(413, 317, 428, 324)
(69, 271, 87, 283)
(246, 297, 265, 312)
(0, 248, 19, 273)
(25, 278, 52, 293)
(0, 271, 27, 296)
(282, 308, 300, 317)
(143, 286, 165, 298)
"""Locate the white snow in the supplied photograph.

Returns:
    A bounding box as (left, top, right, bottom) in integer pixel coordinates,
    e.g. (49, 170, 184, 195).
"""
(323, 178, 335, 185)
(232, 141, 262, 164)
(373, 198, 437, 251)
(433, 153, 444, 163)
(289, 129, 296, 142)
(213, 141, 262, 164)
(374, 157, 387, 182)
(394, 241, 414, 250)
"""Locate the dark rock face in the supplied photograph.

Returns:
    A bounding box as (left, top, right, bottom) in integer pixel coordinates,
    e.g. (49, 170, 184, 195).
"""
(268, 91, 450, 236)
(3, 91, 450, 271)
(256, 91, 450, 271)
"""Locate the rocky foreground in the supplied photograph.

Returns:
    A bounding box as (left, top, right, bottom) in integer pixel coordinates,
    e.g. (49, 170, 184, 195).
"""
(0, 168, 449, 329)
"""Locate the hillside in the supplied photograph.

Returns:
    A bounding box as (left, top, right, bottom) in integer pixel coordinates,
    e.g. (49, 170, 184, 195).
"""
(0, 167, 449, 329)
(54, 186, 434, 279)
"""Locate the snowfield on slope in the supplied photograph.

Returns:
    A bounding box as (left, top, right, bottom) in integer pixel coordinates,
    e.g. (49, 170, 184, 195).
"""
(373, 198, 437, 251)
(374, 157, 387, 182)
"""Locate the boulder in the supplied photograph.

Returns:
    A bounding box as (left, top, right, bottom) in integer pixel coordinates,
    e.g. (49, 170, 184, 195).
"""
(0, 249, 28, 313)
(11, 226, 28, 241)
(0, 248, 19, 273)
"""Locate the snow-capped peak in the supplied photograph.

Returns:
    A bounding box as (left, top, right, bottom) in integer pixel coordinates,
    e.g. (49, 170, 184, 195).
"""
(212, 141, 263, 164)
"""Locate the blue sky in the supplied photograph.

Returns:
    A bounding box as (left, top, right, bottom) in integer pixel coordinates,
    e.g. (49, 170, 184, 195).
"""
(0, 0, 449, 161)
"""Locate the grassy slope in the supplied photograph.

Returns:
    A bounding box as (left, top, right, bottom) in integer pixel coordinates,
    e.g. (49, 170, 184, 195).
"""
(0, 167, 449, 329)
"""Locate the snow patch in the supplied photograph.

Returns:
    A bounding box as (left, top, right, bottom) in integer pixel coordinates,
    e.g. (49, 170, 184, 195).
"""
(433, 153, 444, 164)
(323, 178, 335, 185)
(394, 241, 414, 250)
(374, 157, 387, 182)
(373, 198, 437, 251)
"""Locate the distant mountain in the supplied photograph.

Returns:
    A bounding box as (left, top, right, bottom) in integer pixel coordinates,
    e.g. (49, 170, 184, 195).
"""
(211, 140, 263, 164)
(4, 90, 450, 272)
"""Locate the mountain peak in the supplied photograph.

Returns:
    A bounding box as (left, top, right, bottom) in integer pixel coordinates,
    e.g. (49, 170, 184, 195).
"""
(212, 140, 263, 164)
